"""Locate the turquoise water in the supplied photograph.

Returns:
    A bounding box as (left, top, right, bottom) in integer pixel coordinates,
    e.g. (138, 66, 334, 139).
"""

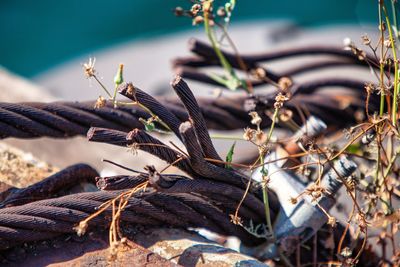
(0, 0, 376, 77)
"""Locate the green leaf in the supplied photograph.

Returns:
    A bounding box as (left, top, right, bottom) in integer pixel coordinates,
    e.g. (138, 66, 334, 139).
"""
(139, 118, 155, 132)
(144, 122, 155, 132)
(207, 73, 240, 91)
(260, 166, 268, 176)
(225, 141, 236, 169)
(346, 143, 362, 155)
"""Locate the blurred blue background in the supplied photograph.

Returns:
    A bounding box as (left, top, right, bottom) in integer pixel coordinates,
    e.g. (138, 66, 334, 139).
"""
(1, 0, 376, 78)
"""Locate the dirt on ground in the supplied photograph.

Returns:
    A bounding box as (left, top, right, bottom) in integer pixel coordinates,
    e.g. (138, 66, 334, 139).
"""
(0, 143, 58, 188)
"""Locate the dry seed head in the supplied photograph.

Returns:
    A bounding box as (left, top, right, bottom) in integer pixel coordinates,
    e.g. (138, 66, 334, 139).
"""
(255, 130, 266, 144)
(252, 67, 266, 79)
(174, 6, 184, 16)
(74, 221, 88, 236)
(83, 57, 96, 78)
(126, 82, 136, 97)
(229, 214, 243, 226)
(278, 77, 293, 92)
(364, 82, 375, 93)
(289, 197, 298, 205)
(217, 6, 226, 17)
(94, 96, 106, 109)
(274, 93, 290, 109)
(384, 39, 393, 48)
(311, 190, 322, 200)
(243, 127, 255, 141)
(249, 111, 262, 126)
(343, 38, 366, 60)
(361, 34, 371, 46)
(306, 184, 326, 201)
(357, 49, 366, 61)
(327, 216, 337, 227)
(279, 109, 293, 122)
(192, 15, 204, 25)
(341, 247, 352, 258)
(191, 4, 201, 16)
(275, 93, 290, 103)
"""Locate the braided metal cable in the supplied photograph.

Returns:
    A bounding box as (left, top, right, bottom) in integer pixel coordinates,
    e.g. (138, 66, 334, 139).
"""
(0, 101, 146, 139)
(1, 164, 98, 207)
(0, 77, 378, 140)
(87, 127, 195, 176)
(174, 38, 382, 86)
(171, 76, 222, 163)
(0, 185, 267, 249)
(148, 172, 266, 221)
(0, 77, 276, 250)
(86, 125, 278, 214)
(96, 174, 147, 191)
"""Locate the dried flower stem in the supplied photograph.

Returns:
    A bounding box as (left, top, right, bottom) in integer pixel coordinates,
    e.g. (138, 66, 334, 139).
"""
(93, 76, 113, 99)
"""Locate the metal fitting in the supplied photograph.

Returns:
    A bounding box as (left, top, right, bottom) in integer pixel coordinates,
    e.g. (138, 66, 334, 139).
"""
(245, 156, 357, 260)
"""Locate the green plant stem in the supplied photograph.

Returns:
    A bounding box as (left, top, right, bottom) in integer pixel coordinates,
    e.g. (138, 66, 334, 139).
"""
(210, 134, 245, 141)
(383, 4, 399, 126)
(203, 1, 241, 90)
(258, 107, 280, 240)
(391, 0, 399, 41)
(112, 85, 118, 105)
(266, 108, 280, 143)
(218, 23, 250, 93)
(204, 11, 233, 79)
(260, 156, 274, 240)
(115, 101, 171, 131)
(379, 2, 385, 116)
